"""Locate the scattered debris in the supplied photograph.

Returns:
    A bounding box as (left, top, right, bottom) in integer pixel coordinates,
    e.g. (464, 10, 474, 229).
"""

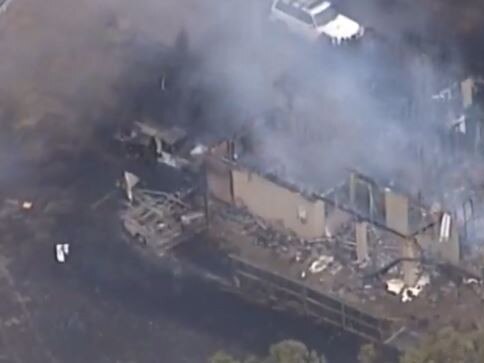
(385, 278, 405, 295)
(120, 179, 205, 255)
(5, 199, 34, 212)
(255, 219, 268, 231)
(432, 87, 453, 101)
(21, 201, 33, 210)
(122, 171, 140, 202)
(190, 144, 208, 157)
(159, 151, 180, 168)
(386, 274, 430, 303)
(450, 114, 467, 134)
(309, 255, 334, 274)
(401, 274, 430, 303)
(114, 121, 198, 170)
(463, 277, 480, 286)
(440, 213, 452, 243)
(180, 211, 204, 226)
(307, 237, 325, 244)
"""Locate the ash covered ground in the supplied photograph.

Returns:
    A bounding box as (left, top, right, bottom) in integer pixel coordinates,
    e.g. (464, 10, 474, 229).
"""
(0, 0, 483, 362)
(0, 0, 359, 362)
(0, 146, 360, 363)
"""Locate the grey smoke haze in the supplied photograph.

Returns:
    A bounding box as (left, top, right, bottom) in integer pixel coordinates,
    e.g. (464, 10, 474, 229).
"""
(171, 0, 461, 197)
(0, 0, 218, 161)
(0, 0, 467, 199)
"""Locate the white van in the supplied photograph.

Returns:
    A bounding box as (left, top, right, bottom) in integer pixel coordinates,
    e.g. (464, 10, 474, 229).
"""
(270, 0, 364, 44)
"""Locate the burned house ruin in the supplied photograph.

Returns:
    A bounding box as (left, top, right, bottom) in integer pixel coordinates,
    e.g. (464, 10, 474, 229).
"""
(116, 29, 484, 351)
(199, 105, 484, 349)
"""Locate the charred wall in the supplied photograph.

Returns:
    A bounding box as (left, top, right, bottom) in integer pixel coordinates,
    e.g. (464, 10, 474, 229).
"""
(231, 168, 326, 240)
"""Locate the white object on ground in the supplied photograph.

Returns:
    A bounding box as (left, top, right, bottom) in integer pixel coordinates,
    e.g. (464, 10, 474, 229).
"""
(401, 274, 430, 303)
(190, 144, 208, 156)
(55, 243, 70, 263)
(401, 288, 413, 303)
(309, 255, 334, 274)
(159, 152, 178, 168)
(440, 213, 452, 243)
(123, 171, 140, 202)
(21, 201, 33, 210)
(464, 277, 480, 285)
(385, 278, 405, 295)
(180, 211, 204, 226)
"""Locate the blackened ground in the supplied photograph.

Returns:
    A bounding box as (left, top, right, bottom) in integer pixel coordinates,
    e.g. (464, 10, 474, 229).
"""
(2, 0, 481, 361)
(0, 141, 359, 363)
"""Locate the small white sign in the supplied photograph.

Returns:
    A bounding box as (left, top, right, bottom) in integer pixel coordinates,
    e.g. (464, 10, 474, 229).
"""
(55, 243, 70, 263)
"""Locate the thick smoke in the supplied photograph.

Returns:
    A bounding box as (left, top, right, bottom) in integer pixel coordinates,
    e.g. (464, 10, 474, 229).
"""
(167, 0, 466, 198)
(0, 0, 211, 163)
(0, 0, 472, 201)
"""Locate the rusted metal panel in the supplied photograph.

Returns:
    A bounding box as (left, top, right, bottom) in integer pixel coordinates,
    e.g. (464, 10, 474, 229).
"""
(231, 168, 325, 239)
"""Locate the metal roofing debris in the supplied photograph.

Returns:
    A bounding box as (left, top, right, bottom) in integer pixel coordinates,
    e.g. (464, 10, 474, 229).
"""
(309, 255, 334, 274)
(134, 121, 187, 146)
(123, 171, 140, 202)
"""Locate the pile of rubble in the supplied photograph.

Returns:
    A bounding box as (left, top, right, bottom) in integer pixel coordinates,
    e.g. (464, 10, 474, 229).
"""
(119, 172, 205, 256)
(218, 204, 445, 307)
(221, 205, 345, 280)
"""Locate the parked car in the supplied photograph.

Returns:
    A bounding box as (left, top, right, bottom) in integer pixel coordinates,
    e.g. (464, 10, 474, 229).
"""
(269, 0, 364, 44)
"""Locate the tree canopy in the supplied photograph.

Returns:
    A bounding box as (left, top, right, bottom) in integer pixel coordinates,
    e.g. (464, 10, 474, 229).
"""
(208, 340, 328, 363)
(356, 327, 484, 363)
(210, 328, 484, 363)
(399, 327, 484, 363)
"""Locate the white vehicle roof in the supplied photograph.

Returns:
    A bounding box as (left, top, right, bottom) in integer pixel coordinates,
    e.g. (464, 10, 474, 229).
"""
(307, 1, 331, 15)
(276, 0, 332, 14)
(272, 0, 363, 41)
